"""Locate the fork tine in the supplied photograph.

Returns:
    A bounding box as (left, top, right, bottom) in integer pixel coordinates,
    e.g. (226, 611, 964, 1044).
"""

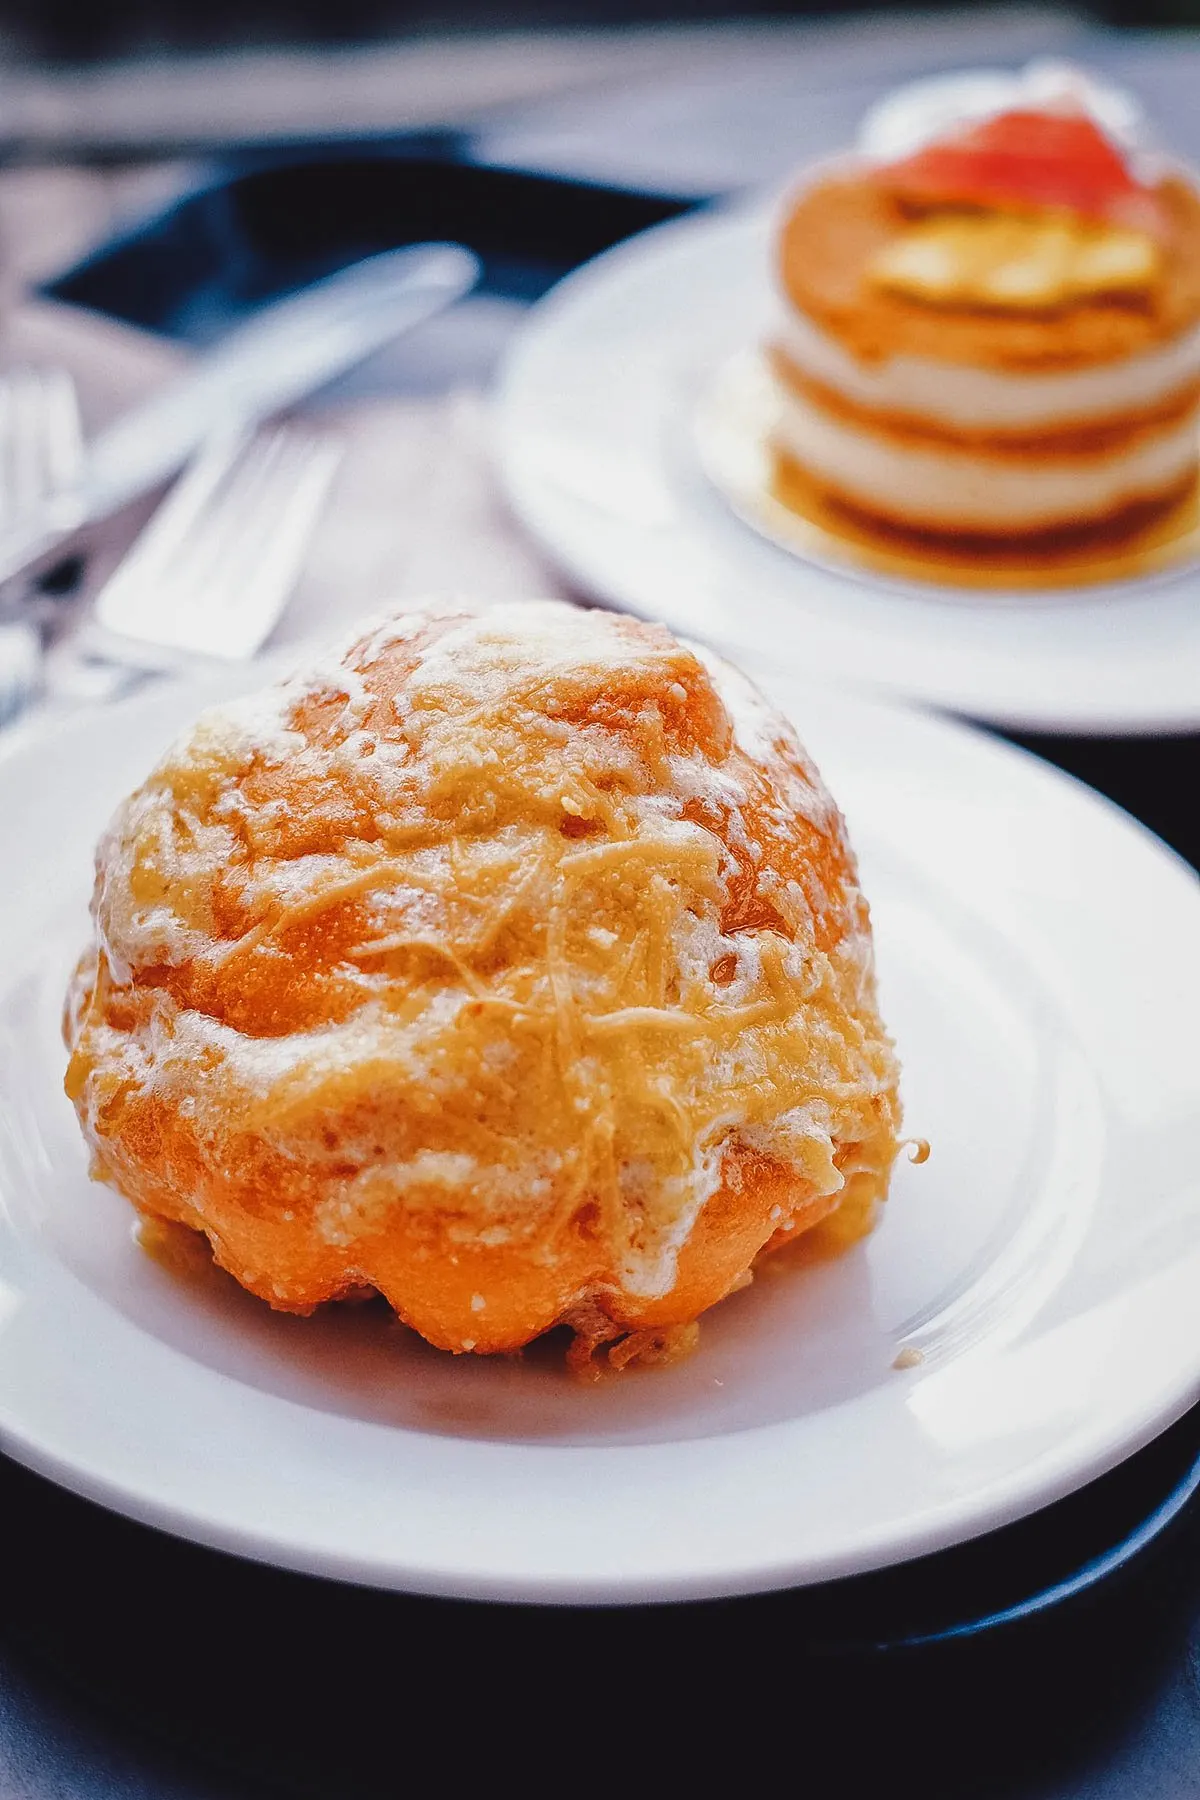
(9, 365, 80, 522)
(160, 431, 342, 662)
(191, 431, 335, 606)
(0, 367, 83, 526)
(97, 424, 254, 595)
(167, 429, 296, 606)
(39, 367, 85, 496)
(224, 435, 344, 648)
(91, 421, 342, 666)
(9, 372, 43, 519)
(0, 381, 15, 527)
(111, 431, 291, 639)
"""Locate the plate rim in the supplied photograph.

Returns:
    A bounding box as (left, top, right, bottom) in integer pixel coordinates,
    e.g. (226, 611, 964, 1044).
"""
(493, 199, 1200, 736)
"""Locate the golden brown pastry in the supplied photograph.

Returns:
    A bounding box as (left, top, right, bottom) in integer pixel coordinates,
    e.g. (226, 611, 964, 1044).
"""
(64, 601, 900, 1367)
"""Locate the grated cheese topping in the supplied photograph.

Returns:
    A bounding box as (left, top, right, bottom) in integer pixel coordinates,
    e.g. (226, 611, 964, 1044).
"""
(65, 599, 900, 1354)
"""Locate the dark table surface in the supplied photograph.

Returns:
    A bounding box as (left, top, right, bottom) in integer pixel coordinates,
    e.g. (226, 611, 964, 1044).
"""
(8, 22, 1200, 1795)
(4, 1432, 1200, 1799)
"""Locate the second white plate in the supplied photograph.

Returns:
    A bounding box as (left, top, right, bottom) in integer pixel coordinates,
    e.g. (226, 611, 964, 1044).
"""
(495, 205, 1200, 733)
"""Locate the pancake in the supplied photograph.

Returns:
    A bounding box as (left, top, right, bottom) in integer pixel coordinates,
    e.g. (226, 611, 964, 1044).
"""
(769, 136, 1200, 545)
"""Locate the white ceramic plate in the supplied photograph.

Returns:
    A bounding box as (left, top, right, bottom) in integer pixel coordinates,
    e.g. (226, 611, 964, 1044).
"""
(495, 205, 1200, 734)
(2, 664, 1200, 1604)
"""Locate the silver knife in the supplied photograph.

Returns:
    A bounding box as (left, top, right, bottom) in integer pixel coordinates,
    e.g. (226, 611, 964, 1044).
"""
(0, 240, 480, 592)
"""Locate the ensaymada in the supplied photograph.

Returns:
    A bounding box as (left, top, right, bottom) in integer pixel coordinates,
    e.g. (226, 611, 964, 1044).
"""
(65, 600, 900, 1372)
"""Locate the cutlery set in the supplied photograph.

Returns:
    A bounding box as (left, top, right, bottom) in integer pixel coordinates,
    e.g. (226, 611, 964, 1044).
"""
(0, 239, 481, 726)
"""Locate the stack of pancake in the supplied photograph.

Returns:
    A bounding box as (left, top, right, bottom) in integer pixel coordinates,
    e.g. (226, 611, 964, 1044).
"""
(769, 102, 1200, 550)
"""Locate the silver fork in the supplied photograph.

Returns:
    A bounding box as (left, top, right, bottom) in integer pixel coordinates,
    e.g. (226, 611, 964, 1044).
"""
(0, 366, 83, 527)
(42, 420, 343, 708)
(0, 366, 83, 725)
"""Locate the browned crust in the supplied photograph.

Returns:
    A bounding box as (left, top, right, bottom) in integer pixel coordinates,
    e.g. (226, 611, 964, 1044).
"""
(768, 342, 1200, 458)
(772, 444, 1195, 550)
(777, 167, 1200, 372)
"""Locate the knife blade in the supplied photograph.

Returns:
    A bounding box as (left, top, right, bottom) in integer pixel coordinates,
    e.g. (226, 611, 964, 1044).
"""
(0, 239, 480, 592)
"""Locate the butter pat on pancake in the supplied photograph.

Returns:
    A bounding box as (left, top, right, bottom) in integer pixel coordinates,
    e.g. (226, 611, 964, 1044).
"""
(870, 213, 1160, 311)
